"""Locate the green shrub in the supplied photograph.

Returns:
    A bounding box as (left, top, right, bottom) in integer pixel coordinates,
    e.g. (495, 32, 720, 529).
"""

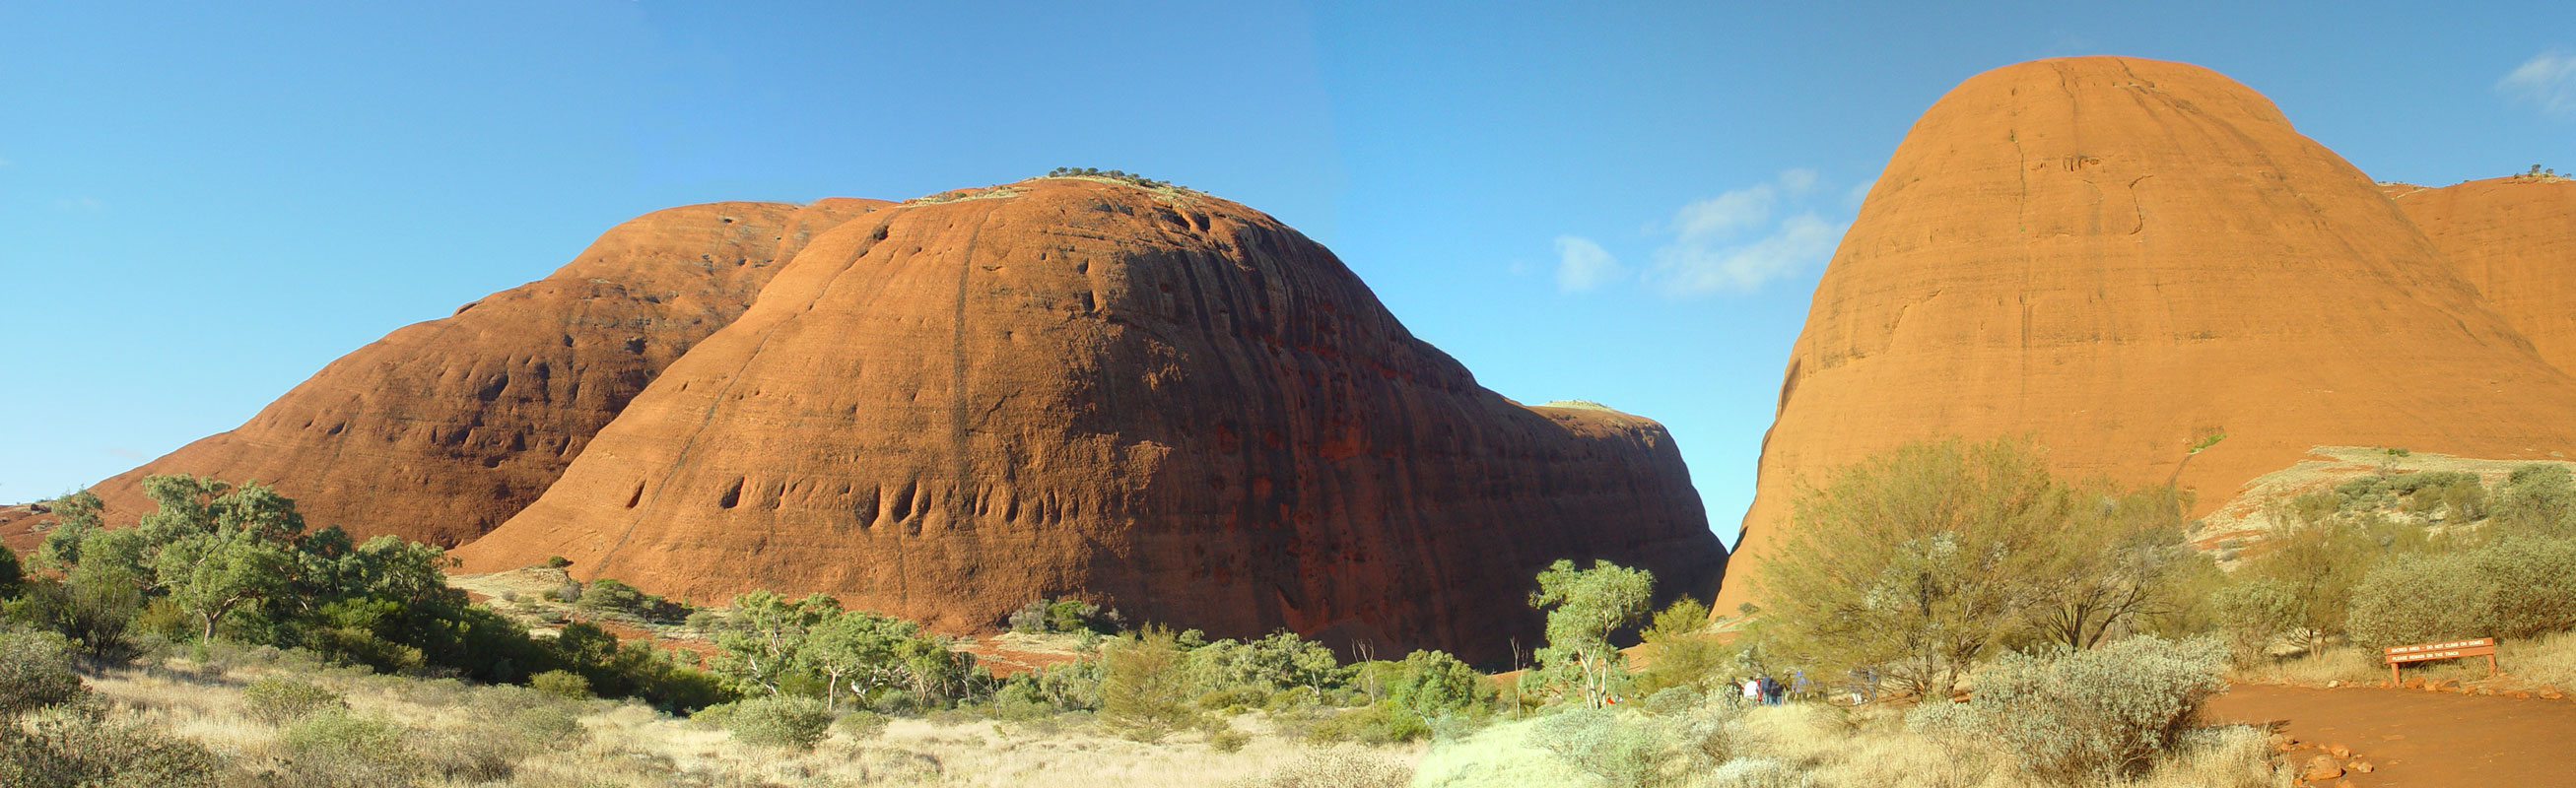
(278, 709, 421, 788)
(2478, 536, 2576, 637)
(1908, 636, 2227, 783)
(722, 695, 834, 751)
(242, 676, 345, 725)
(546, 556, 573, 568)
(530, 669, 593, 700)
(2346, 535, 2576, 651)
(1306, 700, 1429, 744)
(2496, 465, 2576, 537)
(0, 629, 86, 718)
(1384, 649, 1492, 720)
(1209, 726, 1251, 752)
(1101, 627, 1200, 740)
(2347, 552, 2492, 652)
(835, 709, 889, 738)
(2209, 575, 2302, 662)
(0, 704, 221, 788)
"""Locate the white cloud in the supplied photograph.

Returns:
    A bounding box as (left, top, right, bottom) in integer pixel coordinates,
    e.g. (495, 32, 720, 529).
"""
(1845, 180, 1874, 211)
(1552, 168, 1855, 298)
(2499, 50, 2576, 115)
(1648, 213, 1847, 296)
(1553, 235, 1625, 293)
(1670, 185, 1775, 241)
(56, 196, 102, 211)
(1778, 168, 1819, 196)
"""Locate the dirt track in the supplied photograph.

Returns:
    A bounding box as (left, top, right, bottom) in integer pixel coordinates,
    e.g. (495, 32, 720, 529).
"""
(2203, 684, 2576, 787)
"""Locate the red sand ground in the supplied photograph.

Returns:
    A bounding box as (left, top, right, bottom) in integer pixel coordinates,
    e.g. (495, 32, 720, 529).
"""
(2204, 683, 2576, 787)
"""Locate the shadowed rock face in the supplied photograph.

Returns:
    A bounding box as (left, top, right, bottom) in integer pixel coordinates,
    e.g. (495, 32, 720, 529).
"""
(83, 199, 889, 547)
(1715, 56, 2576, 614)
(454, 179, 1721, 661)
(2392, 176, 2576, 375)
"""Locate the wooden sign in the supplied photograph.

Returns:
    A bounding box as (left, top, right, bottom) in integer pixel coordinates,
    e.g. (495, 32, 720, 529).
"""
(2385, 637, 2497, 684)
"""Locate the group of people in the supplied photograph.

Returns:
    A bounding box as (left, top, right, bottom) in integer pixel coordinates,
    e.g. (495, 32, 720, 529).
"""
(1736, 672, 1797, 705)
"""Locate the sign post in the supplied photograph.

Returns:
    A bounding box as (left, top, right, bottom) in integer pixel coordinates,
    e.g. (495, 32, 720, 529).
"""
(2384, 637, 2497, 686)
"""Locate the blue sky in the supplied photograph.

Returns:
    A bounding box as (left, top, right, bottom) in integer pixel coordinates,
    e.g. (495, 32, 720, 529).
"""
(3, 1, 2570, 548)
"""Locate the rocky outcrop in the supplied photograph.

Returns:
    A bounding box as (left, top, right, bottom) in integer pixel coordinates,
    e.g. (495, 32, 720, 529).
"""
(1716, 57, 2576, 614)
(2392, 175, 2576, 375)
(454, 178, 1721, 661)
(87, 199, 889, 546)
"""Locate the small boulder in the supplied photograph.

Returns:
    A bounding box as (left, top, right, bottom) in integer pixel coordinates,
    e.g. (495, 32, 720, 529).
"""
(2349, 760, 2375, 773)
(2327, 743, 2352, 758)
(2302, 755, 2344, 781)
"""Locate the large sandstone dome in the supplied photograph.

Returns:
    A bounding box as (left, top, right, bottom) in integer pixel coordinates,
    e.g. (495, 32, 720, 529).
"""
(2391, 176, 2576, 375)
(349, 178, 1724, 662)
(73, 199, 890, 548)
(1716, 56, 2576, 613)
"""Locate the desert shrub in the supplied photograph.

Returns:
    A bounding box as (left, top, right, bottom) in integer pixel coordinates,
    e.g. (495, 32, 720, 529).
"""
(1755, 437, 2197, 697)
(2476, 536, 2576, 638)
(1189, 629, 1348, 704)
(2209, 576, 2301, 662)
(2494, 465, 2576, 538)
(1305, 700, 1430, 744)
(995, 659, 1103, 718)
(1051, 598, 1116, 633)
(242, 675, 345, 725)
(531, 669, 593, 700)
(278, 709, 421, 788)
(721, 694, 834, 751)
(1705, 757, 1805, 788)
(1101, 626, 1201, 740)
(0, 704, 222, 788)
(546, 556, 572, 568)
(1226, 750, 1412, 788)
(2345, 535, 2576, 651)
(9, 566, 143, 662)
(1532, 707, 1661, 785)
(1643, 596, 1710, 642)
(2347, 552, 2492, 652)
(1908, 635, 2227, 783)
(1383, 648, 1492, 721)
(576, 577, 647, 613)
(576, 577, 691, 624)
(0, 629, 86, 718)
(835, 708, 889, 738)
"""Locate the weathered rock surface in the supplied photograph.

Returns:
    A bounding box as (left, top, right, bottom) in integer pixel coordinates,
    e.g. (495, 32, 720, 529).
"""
(454, 178, 1721, 661)
(2391, 176, 2576, 375)
(1716, 56, 2576, 613)
(87, 199, 889, 546)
